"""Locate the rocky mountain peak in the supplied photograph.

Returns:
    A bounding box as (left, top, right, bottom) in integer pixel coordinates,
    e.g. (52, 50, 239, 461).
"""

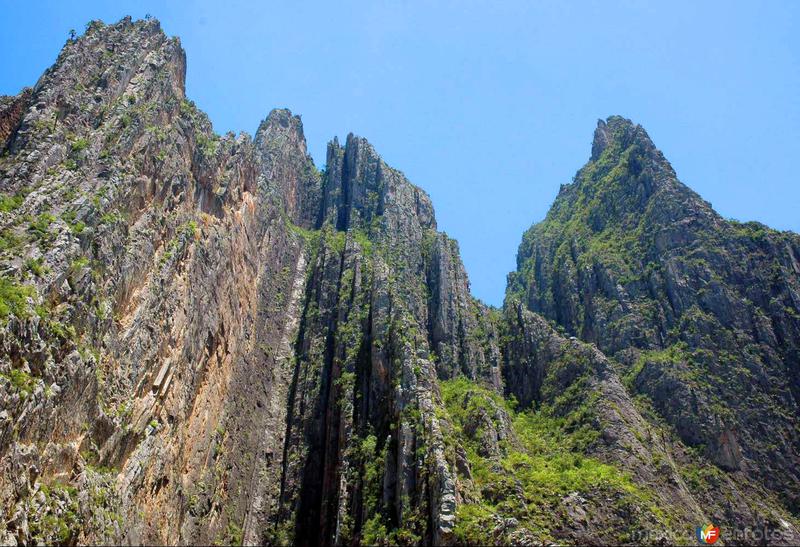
(590, 118, 611, 161)
(512, 113, 800, 520)
(544, 114, 719, 246)
(37, 16, 186, 108)
(590, 115, 655, 161)
(253, 108, 320, 226)
(583, 115, 678, 204)
(255, 108, 305, 145)
(1, 16, 799, 547)
(321, 132, 436, 234)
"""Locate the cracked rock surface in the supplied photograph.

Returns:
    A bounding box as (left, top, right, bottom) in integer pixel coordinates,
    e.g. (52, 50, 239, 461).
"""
(0, 17, 799, 546)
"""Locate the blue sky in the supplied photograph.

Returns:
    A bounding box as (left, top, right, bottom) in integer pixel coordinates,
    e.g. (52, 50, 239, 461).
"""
(2, 1, 799, 305)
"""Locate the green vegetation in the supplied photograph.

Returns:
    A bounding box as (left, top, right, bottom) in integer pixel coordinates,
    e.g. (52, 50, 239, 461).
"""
(180, 99, 195, 117)
(25, 257, 47, 277)
(1, 368, 37, 398)
(286, 219, 320, 248)
(440, 377, 665, 544)
(71, 137, 89, 153)
(28, 480, 81, 544)
(100, 211, 123, 225)
(323, 225, 346, 254)
(0, 188, 28, 213)
(183, 219, 198, 237)
(508, 129, 660, 308)
(28, 212, 56, 240)
(352, 433, 398, 545)
(70, 219, 86, 234)
(285, 218, 377, 266)
(0, 228, 22, 252)
(196, 132, 219, 157)
(145, 125, 167, 141)
(679, 460, 725, 491)
(624, 342, 689, 389)
(69, 256, 90, 274)
(352, 228, 373, 256)
(83, 467, 123, 541)
(43, 314, 77, 342)
(728, 219, 771, 242)
(61, 209, 83, 233)
(219, 520, 243, 546)
(158, 222, 197, 266)
(0, 275, 35, 320)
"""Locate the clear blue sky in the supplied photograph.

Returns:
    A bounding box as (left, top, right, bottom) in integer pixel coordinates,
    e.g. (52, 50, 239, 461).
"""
(2, 1, 799, 305)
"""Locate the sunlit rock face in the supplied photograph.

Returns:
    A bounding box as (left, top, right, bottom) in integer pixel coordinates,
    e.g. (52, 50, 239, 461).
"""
(0, 17, 798, 546)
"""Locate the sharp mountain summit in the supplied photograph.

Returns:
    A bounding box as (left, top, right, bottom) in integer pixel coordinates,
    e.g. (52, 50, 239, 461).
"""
(0, 17, 799, 546)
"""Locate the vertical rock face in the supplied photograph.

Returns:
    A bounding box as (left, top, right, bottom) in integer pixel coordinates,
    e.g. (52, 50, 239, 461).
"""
(0, 17, 312, 546)
(510, 115, 800, 522)
(255, 109, 321, 229)
(275, 131, 506, 546)
(0, 18, 799, 547)
(0, 89, 33, 151)
(0, 18, 501, 546)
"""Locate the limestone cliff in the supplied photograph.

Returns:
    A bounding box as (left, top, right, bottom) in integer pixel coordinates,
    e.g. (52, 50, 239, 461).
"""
(0, 17, 798, 547)
(509, 116, 800, 517)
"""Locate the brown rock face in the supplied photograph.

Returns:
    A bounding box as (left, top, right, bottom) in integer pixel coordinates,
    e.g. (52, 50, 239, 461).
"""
(1, 17, 799, 547)
(0, 18, 495, 546)
(0, 89, 32, 151)
(0, 17, 312, 546)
